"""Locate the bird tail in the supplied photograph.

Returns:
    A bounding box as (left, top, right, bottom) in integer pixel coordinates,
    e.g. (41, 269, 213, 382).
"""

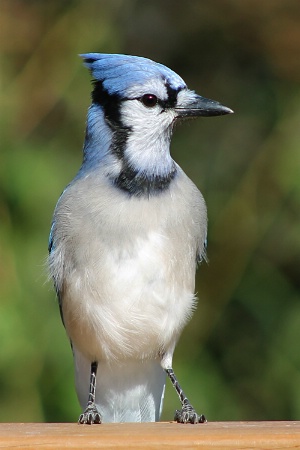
(73, 348, 166, 422)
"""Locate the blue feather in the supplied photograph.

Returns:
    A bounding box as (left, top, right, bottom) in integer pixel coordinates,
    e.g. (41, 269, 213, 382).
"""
(80, 53, 186, 96)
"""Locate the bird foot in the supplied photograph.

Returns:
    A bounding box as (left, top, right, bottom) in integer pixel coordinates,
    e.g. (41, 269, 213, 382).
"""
(174, 403, 206, 424)
(78, 403, 102, 424)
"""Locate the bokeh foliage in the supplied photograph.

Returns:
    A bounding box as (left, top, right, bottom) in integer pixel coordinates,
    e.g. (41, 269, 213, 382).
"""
(1, 0, 300, 422)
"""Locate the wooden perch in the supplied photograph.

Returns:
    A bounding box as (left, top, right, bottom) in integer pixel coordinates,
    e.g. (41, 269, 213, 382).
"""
(0, 421, 299, 449)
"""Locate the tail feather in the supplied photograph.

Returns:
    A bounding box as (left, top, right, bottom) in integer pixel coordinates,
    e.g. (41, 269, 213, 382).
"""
(74, 347, 166, 422)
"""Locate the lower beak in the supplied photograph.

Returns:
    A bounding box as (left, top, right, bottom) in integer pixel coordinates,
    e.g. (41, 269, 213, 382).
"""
(175, 95, 233, 118)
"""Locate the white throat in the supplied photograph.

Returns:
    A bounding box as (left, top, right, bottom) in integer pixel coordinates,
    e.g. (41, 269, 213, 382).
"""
(119, 100, 176, 178)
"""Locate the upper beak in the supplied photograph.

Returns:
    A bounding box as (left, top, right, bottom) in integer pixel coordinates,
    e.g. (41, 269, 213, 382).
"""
(175, 94, 234, 118)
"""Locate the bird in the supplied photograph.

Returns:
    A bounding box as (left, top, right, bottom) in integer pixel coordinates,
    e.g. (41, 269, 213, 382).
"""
(48, 53, 233, 425)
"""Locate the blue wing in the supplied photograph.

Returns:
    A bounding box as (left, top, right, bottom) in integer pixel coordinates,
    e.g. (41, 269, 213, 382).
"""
(48, 220, 65, 326)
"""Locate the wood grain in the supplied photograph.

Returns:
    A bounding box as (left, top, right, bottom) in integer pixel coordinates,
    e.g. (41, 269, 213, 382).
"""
(0, 421, 299, 449)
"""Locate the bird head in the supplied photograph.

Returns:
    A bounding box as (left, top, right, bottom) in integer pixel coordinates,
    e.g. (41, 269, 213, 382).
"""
(80, 53, 233, 195)
(82, 53, 232, 131)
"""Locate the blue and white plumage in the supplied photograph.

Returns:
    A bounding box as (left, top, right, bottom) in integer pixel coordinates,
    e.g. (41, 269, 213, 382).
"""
(48, 53, 232, 424)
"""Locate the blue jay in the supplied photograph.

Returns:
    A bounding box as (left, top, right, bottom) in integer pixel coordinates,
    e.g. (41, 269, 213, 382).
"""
(48, 53, 233, 424)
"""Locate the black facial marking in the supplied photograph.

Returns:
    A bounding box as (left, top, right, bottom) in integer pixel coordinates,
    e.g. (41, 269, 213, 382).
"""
(159, 82, 180, 109)
(92, 81, 123, 127)
(166, 83, 180, 107)
(91, 81, 131, 159)
(110, 129, 131, 160)
(113, 162, 177, 197)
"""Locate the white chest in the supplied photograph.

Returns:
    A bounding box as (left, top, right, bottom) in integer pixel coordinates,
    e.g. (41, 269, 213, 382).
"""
(51, 169, 207, 361)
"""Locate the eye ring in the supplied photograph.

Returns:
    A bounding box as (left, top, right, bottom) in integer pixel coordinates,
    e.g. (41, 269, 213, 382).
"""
(141, 94, 158, 108)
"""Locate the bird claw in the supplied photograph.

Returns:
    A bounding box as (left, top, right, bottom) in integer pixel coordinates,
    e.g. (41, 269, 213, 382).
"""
(174, 404, 206, 424)
(78, 404, 102, 424)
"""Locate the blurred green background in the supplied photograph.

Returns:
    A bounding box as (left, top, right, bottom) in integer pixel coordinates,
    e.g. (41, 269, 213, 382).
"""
(1, 0, 300, 423)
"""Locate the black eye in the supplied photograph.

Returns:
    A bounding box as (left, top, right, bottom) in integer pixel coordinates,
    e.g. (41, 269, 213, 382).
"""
(141, 94, 158, 108)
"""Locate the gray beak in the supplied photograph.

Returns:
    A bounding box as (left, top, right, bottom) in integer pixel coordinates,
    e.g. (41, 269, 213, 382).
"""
(175, 94, 233, 118)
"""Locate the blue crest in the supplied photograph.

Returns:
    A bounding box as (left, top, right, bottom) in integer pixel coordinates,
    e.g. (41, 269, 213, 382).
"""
(80, 53, 186, 97)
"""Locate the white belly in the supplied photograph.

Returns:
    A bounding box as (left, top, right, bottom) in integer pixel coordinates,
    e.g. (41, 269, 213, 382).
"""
(62, 226, 197, 362)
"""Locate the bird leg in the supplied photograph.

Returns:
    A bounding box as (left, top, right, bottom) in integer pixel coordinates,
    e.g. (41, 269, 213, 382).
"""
(78, 361, 102, 424)
(165, 368, 206, 424)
